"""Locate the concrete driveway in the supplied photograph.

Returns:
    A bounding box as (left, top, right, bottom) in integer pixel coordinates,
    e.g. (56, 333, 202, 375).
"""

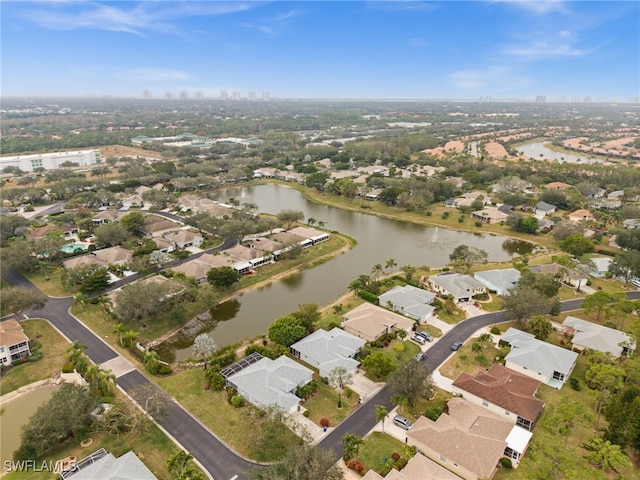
(350, 372, 384, 402)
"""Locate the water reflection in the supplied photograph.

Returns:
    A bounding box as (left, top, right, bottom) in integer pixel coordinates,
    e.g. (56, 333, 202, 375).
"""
(502, 238, 535, 256)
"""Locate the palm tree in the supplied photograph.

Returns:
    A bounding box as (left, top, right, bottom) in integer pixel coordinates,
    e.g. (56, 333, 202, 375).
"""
(192, 334, 217, 370)
(72, 293, 88, 313)
(96, 369, 116, 396)
(67, 341, 87, 365)
(328, 366, 353, 409)
(317, 220, 326, 229)
(371, 263, 384, 283)
(307, 217, 316, 226)
(144, 350, 160, 372)
(113, 322, 124, 345)
(375, 405, 388, 432)
(123, 329, 139, 348)
(385, 258, 397, 273)
(400, 265, 417, 282)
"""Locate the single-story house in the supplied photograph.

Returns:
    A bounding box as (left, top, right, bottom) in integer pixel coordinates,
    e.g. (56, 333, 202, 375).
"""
(24, 224, 65, 239)
(529, 263, 588, 289)
(62, 254, 108, 270)
(287, 226, 329, 245)
(452, 364, 545, 431)
(163, 230, 203, 249)
(171, 253, 233, 284)
(92, 210, 122, 225)
(223, 354, 313, 414)
(138, 215, 180, 237)
(290, 327, 365, 378)
(92, 246, 133, 266)
(534, 201, 557, 218)
(342, 303, 415, 343)
(360, 452, 460, 480)
(562, 316, 636, 358)
(152, 236, 175, 253)
(474, 268, 521, 296)
(623, 218, 640, 229)
(568, 209, 594, 223)
(607, 190, 624, 200)
(590, 188, 606, 199)
(501, 328, 578, 388)
(428, 273, 486, 303)
(378, 285, 436, 323)
(60, 448, 157, 480)
(471, 208, 509, 225)
(545, 182, 571, 190)
(0, 319, 31, 366)
(406, 397, 532, 480)
(121, 194, 144, 209)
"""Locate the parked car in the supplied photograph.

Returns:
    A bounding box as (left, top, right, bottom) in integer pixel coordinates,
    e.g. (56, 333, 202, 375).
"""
(415, 352, 426, 362)
(411, 334, 426, 345)
(451, 341, 463, 351)
(415, 331, 433, 342)
(631, 278, 640, 288)
(393, 415, 413, 430)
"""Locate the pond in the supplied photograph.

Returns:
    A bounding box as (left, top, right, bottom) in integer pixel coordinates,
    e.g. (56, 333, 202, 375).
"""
(160, 184, 533, 362)
(516, 141, 602, 164)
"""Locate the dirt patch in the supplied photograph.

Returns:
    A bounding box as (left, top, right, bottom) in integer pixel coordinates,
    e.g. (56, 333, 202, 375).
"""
(100, 145, 163, 159)
(483, 141, 508, 158)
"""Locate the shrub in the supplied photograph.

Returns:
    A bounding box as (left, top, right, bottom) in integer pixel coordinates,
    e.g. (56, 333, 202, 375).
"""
(61, 362, 75, 373)
(394, 457, 408, 470)
(303, 410, 310, 417)
(424, 405, 444, 421)
(320, 418, 330, 428)
(475, 354, 490, 367)
(425, 210, 432, 216)
(157, 364, 172, 375)
(570, 377, 582, 391)
(346, 459, 364, 474)
(475, 221, 483, 227)
(230, 395, 245, 408)
(490, 326, 501, 335)
(442, 211, 450, 219)
(500, 458, 513, 469)
(359, 290, 379, 304)
(391, 452, 400, 461)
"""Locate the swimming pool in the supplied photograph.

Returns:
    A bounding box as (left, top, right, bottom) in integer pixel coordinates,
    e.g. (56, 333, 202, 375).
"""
(60, 244, 86, 253)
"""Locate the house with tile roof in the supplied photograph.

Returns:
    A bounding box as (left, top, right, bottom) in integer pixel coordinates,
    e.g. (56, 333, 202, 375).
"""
(0, 319, 31, 366)
(138, 215, 179, 237)
(288, 226, 329, 245)
(342, 303, 416, 343)
(406, 397, 532, 480)
(163, 230, 203, 249)
(568, 209, 594, 223)
(562, 316, 635, 358)
(471, 208, 509, 224)
(474, 268, 521, 296)
(360, 452, 460, 480)
(224, 355, 313, 414)
(428, 273, 486, 303)
(92, 246, 133, 266)
(290, 327, 365, 378)
(60, 449, 156, 480)
(452, 364, 545, 431)
(378, 285, 436, 323)
(501, 328, 578, 388)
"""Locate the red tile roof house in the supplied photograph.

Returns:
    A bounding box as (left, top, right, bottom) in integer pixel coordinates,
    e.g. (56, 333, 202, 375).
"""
(452, 364, 545, 431)
(406, 397, 532, 480)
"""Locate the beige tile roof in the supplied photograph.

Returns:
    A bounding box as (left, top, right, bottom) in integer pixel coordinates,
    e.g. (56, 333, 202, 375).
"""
(342, 303, 415, 340)
(0, 319, 29, 348)
(385, 453, 460, 480)
(452, 364, 545, 422)
(62, 254, 108, 270)
(407, 397, 511, 479)
(93, 246, 133, 265)
(164, 230, 202, 244)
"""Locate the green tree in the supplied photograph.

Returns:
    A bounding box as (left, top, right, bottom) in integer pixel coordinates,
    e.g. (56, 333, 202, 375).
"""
(245, 444, 343, 480)
(516, 216, 539, 234)
(400, 265, 416, 282)
(540, 396, 593, 447)
(207, 266, 241, 288)
(291, 303, 321, 333)
(609, 250, 640, 285)
(166, 450, 206, 480)
(371, 263, 384, 283)
(582, 291, 618, 321)
(585, 362, 625, 429)
(604, 386, 640, 451)
(449, 245, 488, 274)
(503, 287, 553, 321)
(192, 333, 217, 370)
(328, 366, 353, 409)
(524, 315, 554, 340)
(1, 287, 46, 316)
(276, 209, 305, 229)
(387, 360, 434, 407)
(375, 405, 389, 432)
(615, 229, 640, 251)
(385, 258, 397, 273)
(305, 172, 330, 191)
(79, 268, 110, 294)
(559, 234, 594, 257)
(93, 222, 128, 247)
(342, 433, 364, 461)
(584, 437, 632, 472)
(119, 211, 145, 233)
(362, 352, 395, 379)
(268, 315, 307, 346)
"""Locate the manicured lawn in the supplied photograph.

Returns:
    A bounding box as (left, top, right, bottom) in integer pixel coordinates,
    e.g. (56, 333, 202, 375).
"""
(417, 324, 442, 338)
(439, 342, 505, 380)
(2, 419, 189, 480)
(302, 378, 360, 426)
(436, 306, 466, 324)
(23, 268, 78, 297)
(156, 368, 301, 462)
(398, 387, 452, 421)
(0, 319, 70, 396)
(362, 339, 420, 382)
(316, 297, 366, 331)
(358, 432, 409, 476)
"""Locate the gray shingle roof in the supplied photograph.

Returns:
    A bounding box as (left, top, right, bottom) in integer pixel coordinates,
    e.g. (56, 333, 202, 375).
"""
(563, 316, 635, 357)
(64, 451, 157, 480)
(502, 328, 578, 377)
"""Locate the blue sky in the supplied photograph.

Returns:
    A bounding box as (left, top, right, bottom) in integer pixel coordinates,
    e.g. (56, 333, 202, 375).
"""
(1, 1, 638, 100)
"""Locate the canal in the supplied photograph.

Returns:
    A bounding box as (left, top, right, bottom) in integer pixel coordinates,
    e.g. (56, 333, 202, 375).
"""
(163, 184, 532, 361)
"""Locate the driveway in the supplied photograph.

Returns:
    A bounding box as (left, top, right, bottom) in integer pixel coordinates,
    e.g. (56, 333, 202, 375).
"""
(349, 372, 384, 402)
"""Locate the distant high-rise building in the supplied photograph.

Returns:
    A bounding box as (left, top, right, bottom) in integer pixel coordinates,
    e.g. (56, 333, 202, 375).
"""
(195, 91, 203, 100)
(142, 90, 151, 99)
(180, 91, 188, 100)
(233, 91, 241, 100)
(263, 91, 270, 101)
(558, 96, 565, 103)
(597, 97, 606, 103)
(164, 92, 172, 100)
(571, 96, 579, 103)
(629, 97, 640, 104)
(535, 95, 546, 103)
(583, 96, 592, 103)
(220, 90, 228, 100)
(248, 91, 257, 101)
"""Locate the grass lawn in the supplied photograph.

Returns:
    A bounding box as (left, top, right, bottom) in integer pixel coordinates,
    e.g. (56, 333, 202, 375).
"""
(316, 297, 366, 331)
(156, 368, 300, 462)
(22, 268, 78, 298)
(362, 339, 420, 382)
(478, 294, 504, 312)
(417, 324, 442, 338)
(1, 419, 188, 480)
(358, 432, 408, 476)
(398, 387, 452, 421)
(302, 378, 360, 427)
(0, 319, 71, 396)
(439, 342, 505, 380)
(436, 306, 466, 324)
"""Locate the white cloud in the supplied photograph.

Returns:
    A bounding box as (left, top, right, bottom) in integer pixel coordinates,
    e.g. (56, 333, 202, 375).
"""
(22, 1, 260, 35)
(240, 7, 302, 36)
(504, 40, 595, 60)
(449, 66, 528, 92)
(116, 68, 194, 82)
(493, 0, 567, 15)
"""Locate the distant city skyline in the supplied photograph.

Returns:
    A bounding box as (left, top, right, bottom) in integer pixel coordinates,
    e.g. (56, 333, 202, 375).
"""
(1, 1, 638, 100)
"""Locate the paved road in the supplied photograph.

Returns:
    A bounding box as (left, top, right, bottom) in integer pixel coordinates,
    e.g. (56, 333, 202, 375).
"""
(2, 269, 258, 480)
(318, 292, 640, 457)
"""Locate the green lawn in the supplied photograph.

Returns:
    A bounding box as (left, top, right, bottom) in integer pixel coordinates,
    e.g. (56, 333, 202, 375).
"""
(302, 378, 360, 427)
(156, 368, 301, 462)
(0, 319, 71, 396)
(436, 306, 466, 324)
(22, 268, 78, 298)
(358, 432, 409, 476)
(397, 387, 452, 421)
(362, 339, 420, 382)
(439, 341, 504, 380)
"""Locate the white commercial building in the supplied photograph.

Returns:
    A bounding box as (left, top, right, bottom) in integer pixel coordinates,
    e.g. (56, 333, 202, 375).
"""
(1, 149, 102, 173)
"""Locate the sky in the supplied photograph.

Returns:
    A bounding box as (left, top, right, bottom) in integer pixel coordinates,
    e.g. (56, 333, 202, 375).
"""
(1, 1, 638, 100)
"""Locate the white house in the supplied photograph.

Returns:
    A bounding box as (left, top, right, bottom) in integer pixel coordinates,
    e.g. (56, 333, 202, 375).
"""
(501, 328, 578, 389)
(534, 201, 557, 218)
(563, 316, 635, 358)
(378, 284, 436, 323)
(474, 269, 521, 296)
(0, 319, 31, 366)
(341, 303, 415, 343)
(222, 354, 313, 414)
(429, 273, 486, 303)
(290, 328, 365, 378)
